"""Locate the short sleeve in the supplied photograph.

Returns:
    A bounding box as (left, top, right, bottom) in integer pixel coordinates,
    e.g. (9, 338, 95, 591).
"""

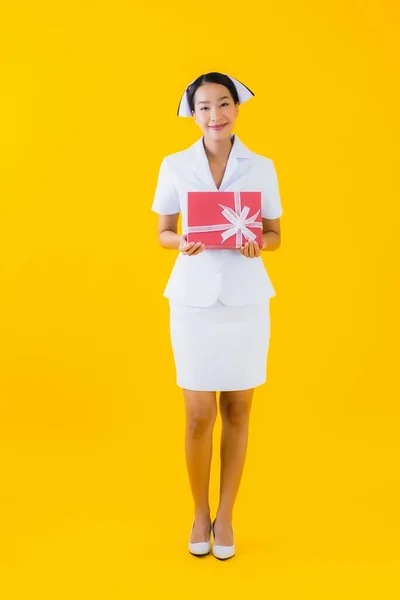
(261, 159, 283, 219)
(151, 158, 180, 215)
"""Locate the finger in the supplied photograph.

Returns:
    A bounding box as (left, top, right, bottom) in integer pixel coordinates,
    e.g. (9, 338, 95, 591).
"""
(245, 242, 250, 257)
(182, 242, 195, 254)
(189, 242, 202, 255)
(189, 242, 201, 253)
(249, 242, 255, 258)
(254, 242, 260, 257)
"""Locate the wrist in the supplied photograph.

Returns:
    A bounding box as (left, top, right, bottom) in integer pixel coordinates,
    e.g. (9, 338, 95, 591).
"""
(262, 231, 280, 251)
(261, 234, 268, 250)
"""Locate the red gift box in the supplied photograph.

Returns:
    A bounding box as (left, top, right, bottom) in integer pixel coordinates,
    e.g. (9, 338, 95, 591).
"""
(185, 191, 263, 249)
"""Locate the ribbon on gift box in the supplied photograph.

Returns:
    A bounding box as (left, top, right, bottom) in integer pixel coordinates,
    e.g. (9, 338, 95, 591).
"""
(184, 191, 263, 246)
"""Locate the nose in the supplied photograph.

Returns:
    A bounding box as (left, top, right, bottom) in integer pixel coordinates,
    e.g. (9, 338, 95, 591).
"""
(209, 105, 223, 122)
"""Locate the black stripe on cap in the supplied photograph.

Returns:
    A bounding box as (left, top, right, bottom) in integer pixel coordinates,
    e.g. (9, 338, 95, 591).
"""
(233, 77, 255, 97)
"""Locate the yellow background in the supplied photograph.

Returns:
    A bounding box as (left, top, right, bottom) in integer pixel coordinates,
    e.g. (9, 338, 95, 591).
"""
(1, 1, 399, 598)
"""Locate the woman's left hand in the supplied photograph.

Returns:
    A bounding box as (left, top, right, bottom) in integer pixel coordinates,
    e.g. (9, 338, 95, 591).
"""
(240, 241, 263, 258)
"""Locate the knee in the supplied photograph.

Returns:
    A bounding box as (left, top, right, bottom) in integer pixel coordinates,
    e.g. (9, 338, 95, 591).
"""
(187, 408, 216, 439)
(222, 401, 251, 430)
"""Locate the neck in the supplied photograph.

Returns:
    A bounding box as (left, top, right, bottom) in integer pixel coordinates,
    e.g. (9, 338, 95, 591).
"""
(203, 135, 234, 163)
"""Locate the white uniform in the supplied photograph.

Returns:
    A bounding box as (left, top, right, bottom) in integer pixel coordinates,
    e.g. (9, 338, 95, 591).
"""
(152, 134, 283, 391)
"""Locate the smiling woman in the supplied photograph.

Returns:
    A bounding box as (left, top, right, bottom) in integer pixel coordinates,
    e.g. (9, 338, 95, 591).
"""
(193, 85, 238, 140)
(152, 72, 283, 561)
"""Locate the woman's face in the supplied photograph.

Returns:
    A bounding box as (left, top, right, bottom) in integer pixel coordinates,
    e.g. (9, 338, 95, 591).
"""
(192, 83, 239, 140)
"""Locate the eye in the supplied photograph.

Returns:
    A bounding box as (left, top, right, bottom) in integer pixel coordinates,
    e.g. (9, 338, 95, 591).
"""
(221, 102, 229, 107)
(200, 106, 209, 111)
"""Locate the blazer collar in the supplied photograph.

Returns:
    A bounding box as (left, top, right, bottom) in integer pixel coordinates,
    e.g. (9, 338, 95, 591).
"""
(191, 134, 253, 190)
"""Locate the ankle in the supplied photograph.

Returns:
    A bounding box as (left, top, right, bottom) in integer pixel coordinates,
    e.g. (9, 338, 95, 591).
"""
(194, 509, 211, 521)
(215, 512, 233, 525)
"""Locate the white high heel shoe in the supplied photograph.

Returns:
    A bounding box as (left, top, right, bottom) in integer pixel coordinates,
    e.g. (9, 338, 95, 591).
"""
(212, 519, 235, 560)
(188, 521, 211, 556)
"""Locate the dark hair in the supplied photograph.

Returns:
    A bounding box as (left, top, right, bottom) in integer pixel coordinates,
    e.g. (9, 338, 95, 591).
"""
(186, 72, 240, 114)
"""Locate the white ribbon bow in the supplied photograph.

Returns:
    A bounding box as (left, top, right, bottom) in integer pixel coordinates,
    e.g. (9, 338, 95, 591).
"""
(184, 191, 262, 247)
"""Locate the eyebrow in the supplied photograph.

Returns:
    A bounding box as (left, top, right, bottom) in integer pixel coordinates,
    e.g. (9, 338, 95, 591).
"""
(197, 96, 230, 104)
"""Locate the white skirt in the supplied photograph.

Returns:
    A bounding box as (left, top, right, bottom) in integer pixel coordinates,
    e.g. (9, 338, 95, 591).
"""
(169, 299, 271, 392)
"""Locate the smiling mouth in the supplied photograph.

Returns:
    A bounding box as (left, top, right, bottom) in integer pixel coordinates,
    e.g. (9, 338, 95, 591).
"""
(209, 123, 228, 129)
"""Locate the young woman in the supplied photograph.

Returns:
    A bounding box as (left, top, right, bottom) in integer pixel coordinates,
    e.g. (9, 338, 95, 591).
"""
(152, 72, 283, 560)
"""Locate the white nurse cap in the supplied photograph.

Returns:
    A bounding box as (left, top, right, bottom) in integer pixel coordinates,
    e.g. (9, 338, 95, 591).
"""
(177, 73, 255, 117)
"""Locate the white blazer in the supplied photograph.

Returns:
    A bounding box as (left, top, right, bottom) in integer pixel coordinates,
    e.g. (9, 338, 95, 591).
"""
(152, 134, 283, 307)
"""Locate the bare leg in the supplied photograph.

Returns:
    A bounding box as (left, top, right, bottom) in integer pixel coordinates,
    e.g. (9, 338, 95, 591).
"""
(183, 389, 217, 543)
(214, 389, 254, 545)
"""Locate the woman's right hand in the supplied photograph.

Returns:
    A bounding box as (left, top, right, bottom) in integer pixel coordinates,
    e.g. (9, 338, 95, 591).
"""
(179, 235, 206, 256)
